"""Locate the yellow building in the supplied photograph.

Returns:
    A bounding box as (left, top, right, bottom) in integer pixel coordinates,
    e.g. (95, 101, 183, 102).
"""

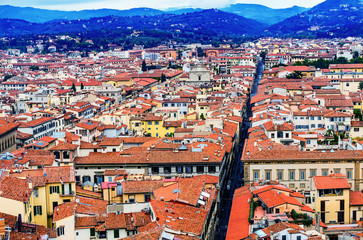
(329, 64, 363, 73)
(350, 191, 363, 222)
(121, 180, 163, 204)
(102, 74, 133, 87)
(311, 174, 351, 224)
(141, 116, 181, 137)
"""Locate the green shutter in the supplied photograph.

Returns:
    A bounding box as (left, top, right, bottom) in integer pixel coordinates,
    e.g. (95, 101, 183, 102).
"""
(57, 186, 60, 193)
(33, 206, 36, 216)
(69, 183, 72, 193)
(62, 185, 65, 195)
(50, 186, 53, 194)
(40, 206, 42, 215)
(90, 228, 95, 236)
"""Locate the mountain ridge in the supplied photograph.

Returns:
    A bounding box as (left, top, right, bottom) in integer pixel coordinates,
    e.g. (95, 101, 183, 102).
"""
(0, 4, 307, 25)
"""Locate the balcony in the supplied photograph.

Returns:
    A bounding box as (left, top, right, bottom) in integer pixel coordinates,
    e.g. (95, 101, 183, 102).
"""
(60, 191, 75, 197)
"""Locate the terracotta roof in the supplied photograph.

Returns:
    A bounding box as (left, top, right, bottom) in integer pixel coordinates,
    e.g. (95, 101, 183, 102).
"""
(0, 176, 33, 202)
(226, 186, 252, 240)
(75, 216, 98, 229)
(350, 191, 363, 206)
(122, 180, 163, 194)
(313, 174, 351, 190)
(0, 121, 19, 136)
(257, 191, 303, 208)
(153, 177, 206, 206)
(49, 142, 78, 151)
(150, 200, 208, 236)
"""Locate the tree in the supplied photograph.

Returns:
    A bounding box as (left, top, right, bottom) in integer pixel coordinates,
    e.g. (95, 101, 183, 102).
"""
(3, 75, 14, 82)
(141, 60, 147, 72)
(29, 65, 40, 71)
(161, 73, 166, 82)
(81, 82, 84, 90)
(353, 51, 360, 59)
(333, 133, 339, 143)
(286, 71, 303, 79)
(353, 109, 363, 121)
(71, 83, 76, 92)
(359, 82, 363, 91)
(200, 113, 206, 120)
(197, 47, 205, 58)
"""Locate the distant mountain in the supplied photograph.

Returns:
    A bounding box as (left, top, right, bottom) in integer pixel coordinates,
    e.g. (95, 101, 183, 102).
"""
(165, 8, 203, 15)
(0, 9, 268, 37)
(0, 5, 164, 23)
(267, 0, 363, 37)
(221, 4, 308, 25)
(0, 4, 306, 25)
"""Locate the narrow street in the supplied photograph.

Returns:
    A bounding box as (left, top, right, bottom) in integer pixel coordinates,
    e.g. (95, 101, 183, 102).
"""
(216, 59, 264, 239)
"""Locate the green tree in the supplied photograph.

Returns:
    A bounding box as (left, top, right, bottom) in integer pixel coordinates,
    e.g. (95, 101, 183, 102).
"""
(81, 82, 84, 90)
(286, 71, 303, 79)
(200, 113, 206, 120)
(353, 51, 360, 59)
(359, 82, 363, 91)
(197, 47, 205, 58)
(353, 109, 363, 121)
(29, 65, 40, 71)
(161, 73, 166, 82)
(3, 75, 14, 82)
(141, 60, 147, 72)
(333, 133, 339, 144)
(71, 83, 76, 92)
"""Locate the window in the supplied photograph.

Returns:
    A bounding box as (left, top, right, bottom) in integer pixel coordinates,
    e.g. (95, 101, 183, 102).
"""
(151, 167, 159, 174)
(289, 183, 295, 189)
(285, 133, 289, 138)
(271, 133, 275, 138)
(340, 200, 345, 211)
(300, 170, 305, 180)
(282, 235, 286, 240)
(155, 121, 159, 125)
(50, 186, 60, 194)
(164, 167, 171, 174)
(90, 228, 95, 237)
(347, 169, 352, 179)
(176, 166, 183, 173)
(334, 169, 340, 174)
(297, 236, 301, 240)
(128, 195, 135, 203)
(322, 169, 328, 176)
(355, 128, 360, 132)
(197, 166, 204, 173)
(186, 166, 192, 173)
(33, 206, 42, 216)
(33, 188, 39, 198)
(144, 194, 151, 202)
(277, 131, 283, 138)
(277, 170, 283, 180)
(253, 170, 259, 180)
(265, 171, 271, 181)
(208, 166, 216, 173)
(289, 170, 295, 180)
(310, 170, 316, 177)
(148, 121, 152, 125)
(114, 229, 120, 238)
(57, 226, 65, 236)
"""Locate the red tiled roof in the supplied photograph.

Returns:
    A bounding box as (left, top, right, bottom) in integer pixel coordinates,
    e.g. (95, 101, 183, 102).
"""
(350, 191, 363, 206)
(226, 186, 251, 240)
(313, 174, 351, 190)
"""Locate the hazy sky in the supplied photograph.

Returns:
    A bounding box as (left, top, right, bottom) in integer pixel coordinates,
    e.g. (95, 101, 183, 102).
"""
(0, 0, 326, 10)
